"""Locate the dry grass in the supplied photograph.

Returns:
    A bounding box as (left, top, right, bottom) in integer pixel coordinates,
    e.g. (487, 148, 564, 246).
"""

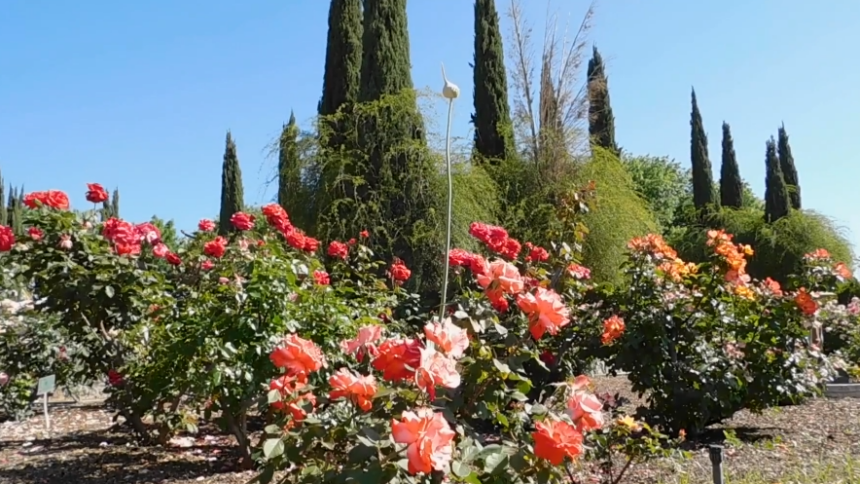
(0, 377, 857, 484)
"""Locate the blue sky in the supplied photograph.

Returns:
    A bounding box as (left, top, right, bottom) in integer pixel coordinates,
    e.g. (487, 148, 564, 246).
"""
(2, 1, 859, 255)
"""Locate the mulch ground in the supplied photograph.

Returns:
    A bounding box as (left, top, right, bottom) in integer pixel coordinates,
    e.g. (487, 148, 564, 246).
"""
(1, 377, 858, 484)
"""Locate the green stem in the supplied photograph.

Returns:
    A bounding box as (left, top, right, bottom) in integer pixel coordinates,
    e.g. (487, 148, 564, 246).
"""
(439, 99, 455, 319)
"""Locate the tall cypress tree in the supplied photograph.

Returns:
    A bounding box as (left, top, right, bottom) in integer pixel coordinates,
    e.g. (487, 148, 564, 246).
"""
(0, 171, 6, 226)
(218, 131, 245, 236)
(690, 88, 717, 210)
(587, 46, 619, 155)
(777, 124, 801, 209)
(111, 188, 120, 219)
(278, 112, 303, 220)
(719, 122, 743, 208)
(319, 0, 363, 119)
(764, 137, 790, 223)
(472, 0, 513, 163)
(353, 0, 439, 290)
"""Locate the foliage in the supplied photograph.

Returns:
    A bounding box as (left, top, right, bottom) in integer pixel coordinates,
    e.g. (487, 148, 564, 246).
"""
(764, 137, 790, 223)
(586, 46, 618, 155)
(574, 148, 658, 284)
(777, 124, 801, 209)
(219, 131, 245, 236)
(689, 89, 717, 211)
(622, 154, 690, 233)
(472, 0, 514, 163)
(605, 230, 835, 435)
(719, 122, 743, 208)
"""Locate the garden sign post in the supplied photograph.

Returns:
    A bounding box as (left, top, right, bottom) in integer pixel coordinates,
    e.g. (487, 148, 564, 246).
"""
(36, 374, 56, 437)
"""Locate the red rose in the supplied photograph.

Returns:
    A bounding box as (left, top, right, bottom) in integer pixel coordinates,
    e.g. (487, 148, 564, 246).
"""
(135, 223, 161, 245)
(166, 253, 182, 266)
(23, 190, 70, 210)
(27, 227, 44, 241)
(152, 243, 169, 258)
(327, 241, 349, 260)
(360, 230, 369, 238)
(230, 212, 255, 231)
(313, 270, 330, 286)
(198, 219, 216, 232)
(200, 260, 214, 271)
(102, 218, 142, 255)
(107, 370, 124, 386)
(204, 236, 228, 258)
(0, 225, 14, 251)
(85, 183, 109, 203)
(388, 259, 411, 283)
(261, 204, 291, 232)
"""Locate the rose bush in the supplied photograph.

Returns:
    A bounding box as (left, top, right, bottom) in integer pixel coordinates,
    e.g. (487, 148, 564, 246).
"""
(601, 230, 838, 435)
(1, 180, 852, 482)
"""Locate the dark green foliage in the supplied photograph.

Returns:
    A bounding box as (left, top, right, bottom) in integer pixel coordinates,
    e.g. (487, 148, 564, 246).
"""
(690, 89, 717, 211)
(764, 137, 790, 223)
(111, 188, 120, 219)
(218, 131, 245, 236)
(359, 0, 414, 102)
(575, 148, 659, 284)
(9, 187, 23, 236)
(0, 171, 6, 226)
(318, 0, 363, 118)
(777, 124, 801, 209)
(587, 46, 618, 155)
(471, 0, 513, 163)
(719, 122, 743, 208)
(278, 112, 303, 217)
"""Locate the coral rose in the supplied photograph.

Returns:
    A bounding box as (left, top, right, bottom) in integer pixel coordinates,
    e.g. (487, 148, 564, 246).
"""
(391, 408, 455, 475)
(532, 419, 584, 465)
(566, 391, 604, 432)
(203, 236, 228, 258)
(423, 319, 469, 358)
(327, 241, 349, 260)
(328, 368, 377, 412)
(415, 347, 461, 400)
(340, 325, 383, 362)
(389, 258, 411, 283)
(270, 334, 325, 376)
(230, 212, 255, 231)
(372, 338, 423, 382)
(198, 219, 216, 232)
(476, 259, 524, 295)
(516, 287, 571, 340)
(23, 190, 70, 210)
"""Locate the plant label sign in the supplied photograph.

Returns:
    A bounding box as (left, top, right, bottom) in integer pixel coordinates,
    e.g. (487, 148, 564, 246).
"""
(36, 374, 56, 396)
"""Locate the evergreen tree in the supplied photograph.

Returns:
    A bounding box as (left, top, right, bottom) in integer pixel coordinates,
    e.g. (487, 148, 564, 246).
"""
(318, 0, 363, 119)
(10, 186, 23, 235)
(111, 188, 120, 219)
(777, 124, 801, 209)
(278, 112, 303, 220)
(764, 137, 790, 223)
(345, 0, 439, 290)
(587, 46, 618, 155)
(690, 88, 717, 210)
(102, 198, 111, 220)
(0, 171, 6, 226)
(218, 131, 245, 236)
(719, 122, 743, 208)
(472, 0, 513, 163)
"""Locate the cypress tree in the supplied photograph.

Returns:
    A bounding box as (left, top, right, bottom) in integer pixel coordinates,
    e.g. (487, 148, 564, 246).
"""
(218, 131, 245, 236)
(318, 0, 363, 119)
(278, 112, 302, 219)
(777, 124, 801, 209)
(352, 0, 439, 290)
(587, 46, 619, 155)
(764, 137, 790, 223)
(0, 171, 6, 226)
(690, 88, 717, 210)
(102, 198, 111, 220)
(111, 188, 120, 219)
(10, 186, 23, 235)
(472, 0, 513, 163)
(719, 122, 743, 208)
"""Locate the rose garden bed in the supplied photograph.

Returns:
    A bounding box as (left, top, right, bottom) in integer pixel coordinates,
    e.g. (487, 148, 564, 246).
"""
(1, 376, 858, 484)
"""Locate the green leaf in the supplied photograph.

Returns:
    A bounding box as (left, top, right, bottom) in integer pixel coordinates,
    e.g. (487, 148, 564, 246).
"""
(492, 359, 511, 374)
(483, 450, 509, 474)
(464, 473, 483, 484)
(262, 438, 284, 459)
(264, 424, 281, 435)
(510, 391, 528, 402)
(452, 460, 472, 478)
(104, 285, 115, 298)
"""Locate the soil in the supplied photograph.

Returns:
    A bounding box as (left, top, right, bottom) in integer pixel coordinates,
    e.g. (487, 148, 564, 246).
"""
(1, 377, 858, 484)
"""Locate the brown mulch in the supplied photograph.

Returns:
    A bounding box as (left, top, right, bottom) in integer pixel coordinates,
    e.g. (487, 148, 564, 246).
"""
(1, 377, 858, 484)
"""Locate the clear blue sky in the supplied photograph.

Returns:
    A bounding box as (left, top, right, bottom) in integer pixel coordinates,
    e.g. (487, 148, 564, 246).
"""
(2, 1, 859, 255)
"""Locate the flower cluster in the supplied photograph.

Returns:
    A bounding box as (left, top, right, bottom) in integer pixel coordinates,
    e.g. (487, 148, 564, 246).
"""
(469, 222, 522, 259)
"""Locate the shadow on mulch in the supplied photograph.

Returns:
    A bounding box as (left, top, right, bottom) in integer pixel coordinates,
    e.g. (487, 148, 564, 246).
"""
(681, 425, 779, 449)
(0, 429, 245, 484)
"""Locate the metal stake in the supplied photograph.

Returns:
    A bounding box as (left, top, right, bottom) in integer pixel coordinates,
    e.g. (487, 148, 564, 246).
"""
(708, 444, 724, 484)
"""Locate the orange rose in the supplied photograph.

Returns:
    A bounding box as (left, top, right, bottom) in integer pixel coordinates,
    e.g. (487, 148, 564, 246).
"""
(532, 419, 584, 465)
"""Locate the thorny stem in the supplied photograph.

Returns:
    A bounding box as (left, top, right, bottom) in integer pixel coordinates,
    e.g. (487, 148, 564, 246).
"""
(438, 98, 455, 319)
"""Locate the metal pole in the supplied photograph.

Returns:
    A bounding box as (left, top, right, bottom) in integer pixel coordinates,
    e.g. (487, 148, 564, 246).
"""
(708, 444, 724, 484)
